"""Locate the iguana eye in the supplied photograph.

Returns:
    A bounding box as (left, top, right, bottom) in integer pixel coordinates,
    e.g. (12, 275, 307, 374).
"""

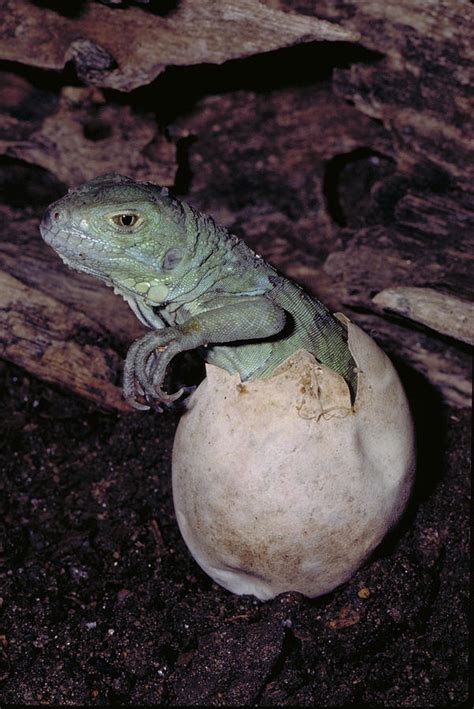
(111, 214, 140, 228)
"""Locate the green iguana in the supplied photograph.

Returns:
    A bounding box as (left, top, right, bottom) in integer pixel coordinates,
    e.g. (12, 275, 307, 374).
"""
(40, 174, 357, 410)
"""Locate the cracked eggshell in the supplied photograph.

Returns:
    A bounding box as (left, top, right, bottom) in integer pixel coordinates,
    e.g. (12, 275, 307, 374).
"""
(172, 319, 415, 600)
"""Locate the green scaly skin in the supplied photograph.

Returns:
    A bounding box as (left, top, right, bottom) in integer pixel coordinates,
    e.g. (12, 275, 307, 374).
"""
(40, 174, 357, 410)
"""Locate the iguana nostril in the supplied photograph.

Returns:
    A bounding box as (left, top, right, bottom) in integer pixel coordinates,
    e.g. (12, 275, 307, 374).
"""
(40, 205, 63, 240)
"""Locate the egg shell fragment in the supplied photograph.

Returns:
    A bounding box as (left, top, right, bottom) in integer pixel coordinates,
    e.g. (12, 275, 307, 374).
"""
(172, 320, 415, 600)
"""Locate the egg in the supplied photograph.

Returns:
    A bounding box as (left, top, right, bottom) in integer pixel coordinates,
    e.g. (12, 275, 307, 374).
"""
(172, 318, 415, 600)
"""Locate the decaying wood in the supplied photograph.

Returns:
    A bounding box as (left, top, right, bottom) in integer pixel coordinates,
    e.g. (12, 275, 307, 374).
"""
(0, 269, 129, 411)
(172, 84, 394, 282)
(372, 288, 474, 347)
(0, 0, 358, 91)
(172, 86, 472, 409)
(301, 0, 474, 187)
(352, 312, 472, 410)
(0, 206, 144, 344)
(0, 200, 144, 409)
(324, 191, 474, 310)
(0, 76, 176, 187)
(0, 0, 472, 410)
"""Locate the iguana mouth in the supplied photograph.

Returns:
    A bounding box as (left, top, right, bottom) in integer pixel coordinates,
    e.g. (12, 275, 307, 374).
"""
(40, 203, 121, 281)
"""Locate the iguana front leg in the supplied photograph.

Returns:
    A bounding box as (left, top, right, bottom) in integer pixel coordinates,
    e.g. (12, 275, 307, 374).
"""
(123, 296, 287, 409)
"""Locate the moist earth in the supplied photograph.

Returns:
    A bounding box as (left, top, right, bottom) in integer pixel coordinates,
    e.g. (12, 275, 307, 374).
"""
(0, 357, 469, 705)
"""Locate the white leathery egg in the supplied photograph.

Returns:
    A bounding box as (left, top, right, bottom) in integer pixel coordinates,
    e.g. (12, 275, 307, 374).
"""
(172, 319, 415, 600)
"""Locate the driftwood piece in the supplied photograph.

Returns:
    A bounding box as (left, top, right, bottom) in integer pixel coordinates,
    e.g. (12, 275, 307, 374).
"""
(0, 0, 358, 91)
(0, 269, 129, 410)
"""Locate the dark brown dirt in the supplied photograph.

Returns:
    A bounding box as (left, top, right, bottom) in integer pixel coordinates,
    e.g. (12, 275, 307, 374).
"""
(0, 353, 470, 705)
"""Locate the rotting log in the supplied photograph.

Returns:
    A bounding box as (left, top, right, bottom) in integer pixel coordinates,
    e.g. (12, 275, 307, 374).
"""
(0, 269, 130, 411)
(372, 288, 474, 347)
(0, 77, 177, 187)
(277, 0, 474, 188)
(0, 0, 358, 91)
(0, 205, 144, 345)
(171, 84, 395, 278)
(324, 191, 474, 310)
(0, 0, 471, 410)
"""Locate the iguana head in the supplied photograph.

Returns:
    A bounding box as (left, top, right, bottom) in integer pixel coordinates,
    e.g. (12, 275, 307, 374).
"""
(40, 173, 189, 306)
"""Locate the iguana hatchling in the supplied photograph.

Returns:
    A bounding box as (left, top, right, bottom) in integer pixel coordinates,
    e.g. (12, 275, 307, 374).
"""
(40, 174, 357, 410)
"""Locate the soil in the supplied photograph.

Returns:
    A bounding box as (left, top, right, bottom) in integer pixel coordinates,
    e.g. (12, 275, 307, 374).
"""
(0, 354, 470, 705)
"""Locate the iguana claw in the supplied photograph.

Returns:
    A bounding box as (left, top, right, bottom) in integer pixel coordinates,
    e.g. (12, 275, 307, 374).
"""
(123, 330, 184, 409)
